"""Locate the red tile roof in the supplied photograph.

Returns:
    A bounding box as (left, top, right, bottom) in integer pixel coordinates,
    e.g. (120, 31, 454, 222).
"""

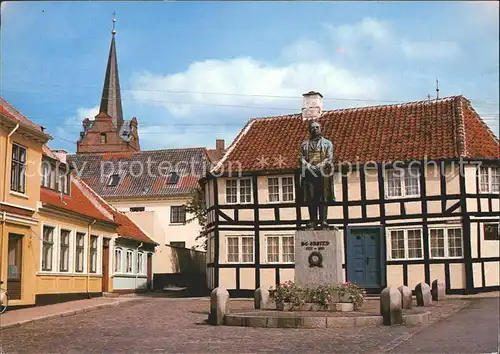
(0, 97, 51, 140)
(213, 96, 499, 173)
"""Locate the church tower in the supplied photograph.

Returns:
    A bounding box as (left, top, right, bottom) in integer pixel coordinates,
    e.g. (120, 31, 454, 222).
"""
(77, 14, 141, 154)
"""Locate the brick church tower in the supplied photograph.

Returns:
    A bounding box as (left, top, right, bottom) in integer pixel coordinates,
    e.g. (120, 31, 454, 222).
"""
(77, 17, 140, 154)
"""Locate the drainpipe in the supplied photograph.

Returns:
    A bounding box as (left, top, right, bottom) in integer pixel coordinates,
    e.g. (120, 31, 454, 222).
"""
(3, 124, 19, 201)
(87, 219, 96, 298)
(135, 242, 143, 291)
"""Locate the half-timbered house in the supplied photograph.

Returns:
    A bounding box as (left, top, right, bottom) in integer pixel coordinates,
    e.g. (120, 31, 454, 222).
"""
(203, 92, 499, 296)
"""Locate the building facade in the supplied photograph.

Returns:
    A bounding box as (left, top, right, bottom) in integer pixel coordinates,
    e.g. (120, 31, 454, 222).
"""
(204, 93, 499, 296)
(0, 97, 156, 307)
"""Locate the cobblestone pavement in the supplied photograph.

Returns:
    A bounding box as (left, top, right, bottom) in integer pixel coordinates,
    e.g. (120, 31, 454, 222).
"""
(389, 297, 500, 353)
(0, 297, 490, 354)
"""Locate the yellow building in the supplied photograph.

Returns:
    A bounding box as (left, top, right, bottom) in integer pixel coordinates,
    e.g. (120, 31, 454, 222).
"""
(1, 97, 156, 307)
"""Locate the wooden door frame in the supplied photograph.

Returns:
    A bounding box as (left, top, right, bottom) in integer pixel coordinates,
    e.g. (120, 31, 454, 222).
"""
(147, 253, 153, 291)
(7, 233, 24, 300)
(345, 226, 386, 289)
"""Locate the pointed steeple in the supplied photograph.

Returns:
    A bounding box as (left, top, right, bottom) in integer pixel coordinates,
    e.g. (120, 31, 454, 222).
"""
(99, 12, 124, 129)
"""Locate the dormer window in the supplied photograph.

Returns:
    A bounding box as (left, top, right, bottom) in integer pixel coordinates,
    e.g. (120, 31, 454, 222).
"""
(107, 174, 120, 187)
(168, 172, 180, 184)
(57, 172, 69, 194)
(100, 133, 107, 144)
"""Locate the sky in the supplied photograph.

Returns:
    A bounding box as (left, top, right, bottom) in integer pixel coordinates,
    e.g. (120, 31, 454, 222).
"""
(0, 1, 498, 153)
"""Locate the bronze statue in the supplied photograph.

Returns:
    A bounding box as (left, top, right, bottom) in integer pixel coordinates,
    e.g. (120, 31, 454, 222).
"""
(299, 121, 335, 229)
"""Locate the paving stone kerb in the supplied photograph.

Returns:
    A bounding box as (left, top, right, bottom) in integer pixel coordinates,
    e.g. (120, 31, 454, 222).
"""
(208, 287, 230, 325)
(224, 311, 430, 329)
(432, 279, 446, 301)
(380, 287, 403, 326)
(415, 282, 433, 306)
(398, 285, 413, 309)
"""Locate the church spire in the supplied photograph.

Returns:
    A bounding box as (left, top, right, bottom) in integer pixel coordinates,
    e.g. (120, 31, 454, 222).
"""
(99, 11, 123, 128)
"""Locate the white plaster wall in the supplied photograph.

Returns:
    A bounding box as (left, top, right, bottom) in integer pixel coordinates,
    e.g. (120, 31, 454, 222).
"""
(110, 198, 203, 250)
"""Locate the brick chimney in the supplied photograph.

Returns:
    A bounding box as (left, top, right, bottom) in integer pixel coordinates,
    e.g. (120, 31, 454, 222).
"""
(52, 150, 68, 164)
(216, 139, 225, 153)
(302, 91, 323, 120)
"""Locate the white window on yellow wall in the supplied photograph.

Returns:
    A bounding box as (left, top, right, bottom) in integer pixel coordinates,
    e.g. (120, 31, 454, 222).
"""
(479, 166, 500, 193)
(226, 236, 254, 263)
(430, 227, 463, 259)
(90, 235, 98, 273)
(11, 143, 27, 194)
(267, 177, 295, 202)
(126, 250, 133, 273)
(266, 235, 295, 263)
(42, 226, 55, 271)
(114, 248, 122, 272)
(388, 228, 423, 260)
(59, 229, 71, 272)
(225, 179, 252, 204)
(75, 232, 86, 273)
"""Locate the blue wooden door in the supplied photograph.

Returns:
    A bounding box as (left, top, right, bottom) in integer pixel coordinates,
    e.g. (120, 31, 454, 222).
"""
(347, 228, 382, 288)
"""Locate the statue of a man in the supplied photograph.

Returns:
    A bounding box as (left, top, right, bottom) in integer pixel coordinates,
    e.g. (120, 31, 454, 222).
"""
(299, 121, 335, 229)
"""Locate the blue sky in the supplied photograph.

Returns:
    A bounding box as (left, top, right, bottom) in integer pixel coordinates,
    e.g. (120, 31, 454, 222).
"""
(1, 1, 498, 152)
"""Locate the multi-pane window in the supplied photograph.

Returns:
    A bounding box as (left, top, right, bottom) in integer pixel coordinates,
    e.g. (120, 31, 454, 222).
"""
(484, 223, 499, 241)
(430, 228, 463, 258)
(114, 248, 122, 272)
(171, 206, 186, 224)
(137, 252, 144, 274)
(226, 236, 254, 263)
(57, 170, 69, 194)
(75, 232, 85, 272)
(267, 177, 294, 202)
(59, 229, 70, 272)
(126, 250, 133, 273)
(90, 235, 98, 273)
(388, 229, 423, 260)
(266, 235, 294, 263)
(42, 226, 54, 271)
(386, 168, 420, 197)
(11, 144, 27, 194)
(225, 179, 252, 204)
(479, 167, 500, 193)
(41, 162, 51, 188)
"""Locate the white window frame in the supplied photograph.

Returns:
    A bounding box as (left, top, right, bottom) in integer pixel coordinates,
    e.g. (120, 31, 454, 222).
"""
(225, 178, 252, 204)
(137, 252, 144, 274)
(41, 223, 57, 272)
(74, 231, 87, 273)
(226, 235, 254, 263)
(10, 143, 27, 194)
(385, 167, 421, 199)
(267, 176, 295, 203)
(429, 227, 464, 259)
(387, 227, 424, 260)
(114, 247, 123, 273)
(126, 250, 134, 273)
(265, 234, 295, 264)
(59, 228, 72, 273)
(479, 166, 499, 193)
(89, 235, 100, 274)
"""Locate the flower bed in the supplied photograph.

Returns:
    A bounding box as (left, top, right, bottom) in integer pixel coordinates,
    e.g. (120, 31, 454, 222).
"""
(269, 281, 366, 311)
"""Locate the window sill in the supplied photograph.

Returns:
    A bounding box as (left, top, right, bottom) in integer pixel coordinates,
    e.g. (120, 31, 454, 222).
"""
(9, 191, 29, 199)
(385, 194, 421, 200)
(429, 256, 464, 260)
(169, 223, 186, 226)
(37, 271, 102, 276)
(388, 258, 424, 262)
(114, 273, 147, 278)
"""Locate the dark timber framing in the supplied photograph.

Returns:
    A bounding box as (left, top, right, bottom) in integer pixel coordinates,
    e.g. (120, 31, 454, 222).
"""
(205, 159, 500, 295)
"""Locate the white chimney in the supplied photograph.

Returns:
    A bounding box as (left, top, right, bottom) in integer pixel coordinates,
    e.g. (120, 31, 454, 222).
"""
(301, 91, 323, 120)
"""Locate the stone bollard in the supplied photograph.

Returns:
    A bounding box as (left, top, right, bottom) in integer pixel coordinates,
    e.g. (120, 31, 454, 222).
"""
(415, 282, 432, 306)
(431, 280, 446, 301)
(398, 285, 413, 309)
(380, 287, 403, 326)
(208, 287, 230, 325)
(254, 288, 271, 309)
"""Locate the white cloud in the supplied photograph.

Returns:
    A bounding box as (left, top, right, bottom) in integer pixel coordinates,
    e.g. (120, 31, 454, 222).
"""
(325, 17, 392, 47)
(280, 39, 327, 62)
(55, 105, 99, 143)
(400, 40, 461, 60)
(130, 58, 384, 118)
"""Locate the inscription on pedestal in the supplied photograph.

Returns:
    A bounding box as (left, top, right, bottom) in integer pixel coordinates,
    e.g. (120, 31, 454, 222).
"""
(294, 230, 343, 287)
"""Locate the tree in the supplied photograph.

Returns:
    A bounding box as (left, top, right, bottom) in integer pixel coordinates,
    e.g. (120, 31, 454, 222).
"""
(185, 186, 208, 250)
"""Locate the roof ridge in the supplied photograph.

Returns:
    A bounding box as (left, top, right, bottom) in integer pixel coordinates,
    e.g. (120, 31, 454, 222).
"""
(460, 96, 500, 146)
(68, 147, 207, 157)
(74, 178, 115, 221)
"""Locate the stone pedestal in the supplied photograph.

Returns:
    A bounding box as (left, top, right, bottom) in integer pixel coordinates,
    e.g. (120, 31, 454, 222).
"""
(415, 282, 432, 307)
(294, 230, 343, 288)
(398, 285, 412, 309)
(431, 280, 446, 301)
